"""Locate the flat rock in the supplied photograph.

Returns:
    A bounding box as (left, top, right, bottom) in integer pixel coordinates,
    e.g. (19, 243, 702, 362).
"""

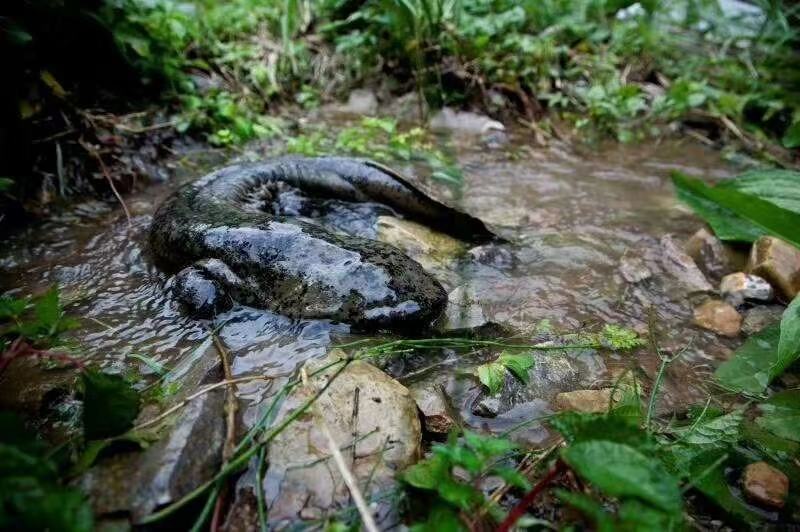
(742, 461, 789, 509)
(660, 234, 713, 293)
(684, 228, 736, 281)
(430, 107, 505, 135)
(748, 236, 800, 301)
(553, 389, 613, 413)
(376, 215, 464, 269)
(741, 305, 785, 336)
(263, 350, 422, 525)
(693, 299, 742, 337)
(719, 272, 773, 307)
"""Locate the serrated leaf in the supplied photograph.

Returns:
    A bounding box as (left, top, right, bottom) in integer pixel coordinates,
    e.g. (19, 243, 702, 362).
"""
(756, 390, 800, 442)
(562, 441, 683, 514)
(81, 370, 141, 440)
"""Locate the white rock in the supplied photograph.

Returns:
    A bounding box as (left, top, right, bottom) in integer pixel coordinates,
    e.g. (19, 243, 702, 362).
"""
(719, 272, 773, 307)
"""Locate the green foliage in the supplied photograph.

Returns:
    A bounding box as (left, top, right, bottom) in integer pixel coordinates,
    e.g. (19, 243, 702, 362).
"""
(0, 287, 77, 349)
(715, 296, 800, 395)
(756, 390, 800, 443)
(81, 370, 141, 440)
(672, 170, 800, 247)
(0, 178, 13, 193)
(403, 430, 525, 527)
(475, 351, 534, 395)
(0, 412, 93, 531)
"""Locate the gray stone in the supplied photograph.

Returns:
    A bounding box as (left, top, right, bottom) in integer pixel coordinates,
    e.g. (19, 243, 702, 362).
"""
(472, 396, 503, 418)
(741, 305, 786, 336)
(430, 107, 505, 135)
(444, 284, 488, 330)
(338, 89, 379, 115)
(685, 228, 736, 282)
(376, 215, 464, 271)
(748, 236, 800, 301)
(719, 272, 773, 307)
(263, 350, 421, 525)
(660, 234, 713, 293)
(131, 388, 226, 522)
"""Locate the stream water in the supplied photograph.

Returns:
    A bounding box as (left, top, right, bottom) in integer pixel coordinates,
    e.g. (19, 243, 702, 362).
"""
(0, 122, 740, 448)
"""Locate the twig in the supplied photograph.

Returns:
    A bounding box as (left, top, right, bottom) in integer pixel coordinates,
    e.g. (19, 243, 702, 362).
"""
(131, 375, 269, 433)
(300, 368, 379, 532)
(497, 460, 567, 532)
(78, 138, 132, 226)
(210, 333, 239, 531)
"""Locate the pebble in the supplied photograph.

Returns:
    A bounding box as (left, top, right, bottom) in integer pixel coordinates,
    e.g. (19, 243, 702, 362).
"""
(742, 461, 789, 509)
(685, 228, 734, 281)
(748, 236, 800, 301)
(552, 389, 613, 413)
(719, 272, 773, 307)
(692, 299, 742, 337)
(661, 234, 713, 293)
(741, 305, 786, 336)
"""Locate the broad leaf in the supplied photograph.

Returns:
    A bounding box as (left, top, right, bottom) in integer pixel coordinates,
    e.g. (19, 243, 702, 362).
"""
(496, 351, 533, 383)
(776, 296, 800, 380)
(556, 490, 616, 532)
(756, 390, 800, 443)
(671, 171, 800, 247)
(551, 411, 653, 451)
(561, 440, 683, 514)
(713, 325, 780, 395)
(476, 351, 534, 395)
(82, 370, 141, 440)
(476, 361, 506, 395)
(669, 408, 743, 446)
(718, 169, 800, 213)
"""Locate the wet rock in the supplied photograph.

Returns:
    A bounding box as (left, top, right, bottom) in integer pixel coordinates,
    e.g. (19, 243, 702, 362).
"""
(467, 244, 515, 268)
(742, 461, 789, 509)
(130, 388, 226, 522)
(472, 396, 503, 418)
(684, 228, 736, 282)
(0, 357, 76, 415)
(444, 284, 488, 330)
(338, 89, 378, 115)
(692, 299, 742, 337)
(430, 107, 505, 135)
(741, 305, 785, 336)
(263, 351, 421, 525)
(719, 272, 773, 307)
(660, 234, 713, 293)
(411, 385, 455, 434)
(619, 255, 652, 283)
(376, 215, 464, 268)
(553, 389, 613, 413)
(747, 236, 800, 301)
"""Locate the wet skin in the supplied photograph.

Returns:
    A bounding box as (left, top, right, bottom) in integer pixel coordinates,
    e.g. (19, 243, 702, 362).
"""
(149, 157, 495, 329)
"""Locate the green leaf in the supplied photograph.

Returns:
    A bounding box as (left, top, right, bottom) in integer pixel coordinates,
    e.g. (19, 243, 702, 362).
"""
(551, 411, 653, 451)
(81, 370, 141, 440)
(718, 169, 800, 213)
(476, 361, 506, 395)
(756, 390, 800, 442)
(669, 408, 743, 446)
(404, 453, 449, 490)
(713, 324, 780, 395)
(561, 441, 683, 514)
(0, 295, 28, 320)
(777, 296, 800, 379)
(409, 501, 465, 532)
(496, 351, 533, 383)
(556, 490, 616, 532)
(671, 171, 800, 247)
(600, 324, 644, 350)
(782, 121, 800, 149)
(0, 177, 14, 192)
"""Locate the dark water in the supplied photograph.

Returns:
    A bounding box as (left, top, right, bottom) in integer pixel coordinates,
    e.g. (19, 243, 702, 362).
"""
(0, 126, 739, 444)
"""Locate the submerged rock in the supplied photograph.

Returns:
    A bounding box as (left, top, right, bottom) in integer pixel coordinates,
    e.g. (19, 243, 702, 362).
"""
(693, 299, 742, 337)
(742, 461, 789, 509)
(411, 384, 456, 434)
(263, 351, 421, 525)
(747, 236, 800, 302)
(660, 234, 713, 293)
(443, 284, 488, 330)
(376, 215, 465, 269)
(553, 389, 613, 413)
(741, 305, 785, 336)
(472, 396, 503, 418)
(719, 272, 773, 307)
(430, 107, 505, 135)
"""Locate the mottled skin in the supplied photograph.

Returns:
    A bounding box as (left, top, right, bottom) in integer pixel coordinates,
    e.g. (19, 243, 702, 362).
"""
(150, 157, 495, 329)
